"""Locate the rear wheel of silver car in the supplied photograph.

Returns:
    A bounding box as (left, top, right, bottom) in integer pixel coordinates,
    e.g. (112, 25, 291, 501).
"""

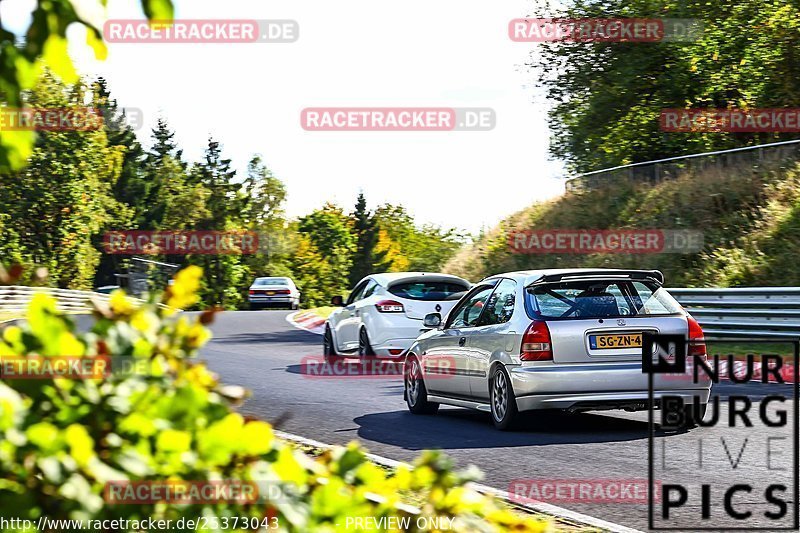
(405, 357, 439, 415)
(490, 366, 519, 430)
(358, 327, 375, 357)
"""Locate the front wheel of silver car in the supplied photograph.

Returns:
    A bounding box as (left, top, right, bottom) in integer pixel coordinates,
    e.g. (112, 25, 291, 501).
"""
(490, 366, 519, 430)
(404, 356, 439, 415)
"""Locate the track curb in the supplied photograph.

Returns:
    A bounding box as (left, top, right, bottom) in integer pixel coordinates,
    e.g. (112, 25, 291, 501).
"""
(286, 310, 325, 335)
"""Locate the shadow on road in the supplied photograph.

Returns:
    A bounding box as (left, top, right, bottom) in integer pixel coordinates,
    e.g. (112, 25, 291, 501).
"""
(209, 329, 320, 346)
(352, 409, 679, 450)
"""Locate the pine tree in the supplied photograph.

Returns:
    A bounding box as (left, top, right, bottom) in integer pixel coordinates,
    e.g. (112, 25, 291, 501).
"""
(150, 117, 184, 165)
(93, 78, 149, 228)
(189, 138, 243, 306)
(348, 192, 378, 285)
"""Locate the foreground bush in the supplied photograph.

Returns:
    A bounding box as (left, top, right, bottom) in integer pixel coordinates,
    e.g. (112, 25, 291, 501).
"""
(0, 267, 550, 532)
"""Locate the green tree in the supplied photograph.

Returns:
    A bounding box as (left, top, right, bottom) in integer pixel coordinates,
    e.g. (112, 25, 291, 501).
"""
(240, 155, 295, 303)
(289, 233, 335, 307)
(188, 138, 246, 307)
(91, 78, 147, 286)
(348, 192, 379, 285)
(298, 203, 355, 294)
(373, 204, 464, 272)
(533, 0, 800, 172)
(0, 72, 127, 289)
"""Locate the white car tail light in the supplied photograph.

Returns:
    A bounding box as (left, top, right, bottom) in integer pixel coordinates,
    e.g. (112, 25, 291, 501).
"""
(520, 320, 553, 361)
(375, 300, 405, 313)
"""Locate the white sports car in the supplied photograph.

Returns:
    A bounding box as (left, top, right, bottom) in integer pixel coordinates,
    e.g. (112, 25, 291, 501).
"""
(323, 272, 471, 359)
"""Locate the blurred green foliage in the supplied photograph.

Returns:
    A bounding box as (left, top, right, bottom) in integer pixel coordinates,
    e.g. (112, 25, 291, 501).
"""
(0, 0, 173, 172)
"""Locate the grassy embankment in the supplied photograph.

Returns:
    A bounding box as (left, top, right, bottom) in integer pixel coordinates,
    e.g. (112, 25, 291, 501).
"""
(446, 159, 800, 288)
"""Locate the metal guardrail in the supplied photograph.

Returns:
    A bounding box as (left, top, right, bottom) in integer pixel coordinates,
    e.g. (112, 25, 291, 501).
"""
(0, 286, 112, 315)
(2, 285, 798, 339)
(669, 287, 800, 339)
(566, 138, 800, 192)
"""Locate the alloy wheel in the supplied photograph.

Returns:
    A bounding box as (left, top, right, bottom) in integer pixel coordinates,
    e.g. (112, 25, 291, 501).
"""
(492, 371, 508, 422)
(406, 359, 420, 407)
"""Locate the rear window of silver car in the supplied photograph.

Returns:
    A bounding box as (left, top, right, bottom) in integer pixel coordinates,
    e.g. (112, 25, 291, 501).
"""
(388, 281, 469, 301)
(527, 280, 683, 319)
(254, 278, 290, 286)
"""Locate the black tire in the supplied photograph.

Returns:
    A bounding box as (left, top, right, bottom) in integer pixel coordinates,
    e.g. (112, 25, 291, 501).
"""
(250, 303, 262, 311)
(323, 326, 341, 364)
(358, 327, 375, 357)
(404, 356, 439, 414)
(490, 365, 519, 430)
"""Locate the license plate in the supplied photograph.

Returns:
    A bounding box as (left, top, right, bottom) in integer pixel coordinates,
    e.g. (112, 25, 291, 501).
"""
(266, 291, 275, 295)
(589, 333, 642, 350)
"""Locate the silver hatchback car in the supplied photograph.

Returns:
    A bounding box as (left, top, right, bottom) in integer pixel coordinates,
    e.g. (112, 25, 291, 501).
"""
(403, 269, 712, 430)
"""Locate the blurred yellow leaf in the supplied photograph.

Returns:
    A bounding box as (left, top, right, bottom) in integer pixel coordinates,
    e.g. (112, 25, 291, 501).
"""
(86, 28, 108, 61)
(42, 35, 79, 83)
(65, 424, 95, 467)
(241, 421, 274, 455)
(156, 429, 191, 453)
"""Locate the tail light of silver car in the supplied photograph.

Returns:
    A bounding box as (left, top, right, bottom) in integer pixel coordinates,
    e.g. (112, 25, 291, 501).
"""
(249, 289, 291, 295)
(520, 320, 553, 361)
(687, 315, 706, 357)
(375, 300, 405, 313)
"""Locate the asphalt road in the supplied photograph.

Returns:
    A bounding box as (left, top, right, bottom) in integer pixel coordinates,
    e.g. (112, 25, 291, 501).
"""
(201, 310, 798, 532)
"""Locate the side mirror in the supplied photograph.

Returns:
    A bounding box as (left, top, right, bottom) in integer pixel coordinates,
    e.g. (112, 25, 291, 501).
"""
(331, 295, 344, 306)
(423, 312, 442, 328)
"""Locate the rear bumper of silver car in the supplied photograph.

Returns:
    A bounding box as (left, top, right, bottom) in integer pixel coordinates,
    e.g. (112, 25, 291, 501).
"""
(510, 362, 711, 412)
(250, 296, 294, 302)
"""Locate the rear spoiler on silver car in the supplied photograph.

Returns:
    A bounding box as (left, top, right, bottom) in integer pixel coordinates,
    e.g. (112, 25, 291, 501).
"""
(527, 270, 665, 286)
